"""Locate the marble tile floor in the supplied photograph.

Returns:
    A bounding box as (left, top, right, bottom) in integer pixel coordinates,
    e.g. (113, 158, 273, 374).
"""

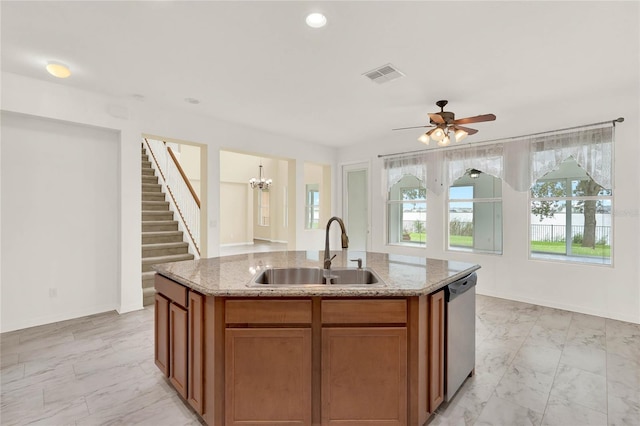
(1, 295, 638, 425)
(219, 239, 288, 257)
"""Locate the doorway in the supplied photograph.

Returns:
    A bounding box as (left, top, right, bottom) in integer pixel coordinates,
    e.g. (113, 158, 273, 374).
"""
(343, 163, 369, 251)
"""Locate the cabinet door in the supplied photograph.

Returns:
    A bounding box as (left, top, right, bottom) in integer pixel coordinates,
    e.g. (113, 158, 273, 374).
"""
(225, 328, 312, 426)
(188, 291, 204, 414)
(169, 303, 188, 399)
(154, 293, 170, 376)
(428, 290, 445, 412)
(322, 327, 407, 426)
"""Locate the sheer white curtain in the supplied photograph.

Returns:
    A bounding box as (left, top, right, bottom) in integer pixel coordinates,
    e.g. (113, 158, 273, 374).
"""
(382, 122, 614, 194)
(445, 144, 504, 186)
(383, 153, 428, 192)
(528, 126, 614, 189)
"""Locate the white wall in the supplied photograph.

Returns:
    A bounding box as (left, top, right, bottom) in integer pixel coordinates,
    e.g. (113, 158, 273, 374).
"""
(1, 112, 120, 331)
(0, 72, 338, 331)
(338, 97, 640, 324)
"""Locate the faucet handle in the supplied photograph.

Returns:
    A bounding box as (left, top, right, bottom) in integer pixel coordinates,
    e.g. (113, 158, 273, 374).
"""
(350, 258, 363, 269)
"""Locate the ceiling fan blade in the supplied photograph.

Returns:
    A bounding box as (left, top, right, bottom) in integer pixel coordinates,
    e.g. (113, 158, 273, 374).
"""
(453, 125, 478, 135)
(428, 113, 445, 124)
(392, 125, 433, 131)
(453, 114, 496, 125)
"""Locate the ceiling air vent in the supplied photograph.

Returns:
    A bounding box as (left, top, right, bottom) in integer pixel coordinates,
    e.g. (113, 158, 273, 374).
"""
(363, 63, 405, 84)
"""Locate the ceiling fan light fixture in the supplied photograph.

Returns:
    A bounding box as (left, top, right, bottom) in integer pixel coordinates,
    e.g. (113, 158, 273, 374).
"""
(454, 128, 468, 143)
(431, 127, 445, 141)
(438, 135, 451, 147)
(468, 169, 481, 179)
(418, 133, 430, 144)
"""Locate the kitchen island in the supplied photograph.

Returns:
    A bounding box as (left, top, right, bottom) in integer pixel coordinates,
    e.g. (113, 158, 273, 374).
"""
(153, 250, 479, 426)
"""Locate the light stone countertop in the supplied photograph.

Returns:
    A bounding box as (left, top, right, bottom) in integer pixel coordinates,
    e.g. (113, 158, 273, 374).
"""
(152, 250, 480, 297)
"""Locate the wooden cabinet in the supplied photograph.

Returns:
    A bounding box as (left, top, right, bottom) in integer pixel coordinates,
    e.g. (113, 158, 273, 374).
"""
(428, 290, 445, 412)
(154, 274, 205, 411)
(187, 291, 204, 413)
(320, 299, 408, 426)
(154, 293, 170, 376)
(169, 302, 188, 398)
(224, 299, 312, 426)
(321, 327, 407, 426)
(153, 274, 458, 426)
(225, 328, 312, 426)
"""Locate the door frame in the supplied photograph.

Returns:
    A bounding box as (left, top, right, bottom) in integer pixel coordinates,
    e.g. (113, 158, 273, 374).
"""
(341, 161, 371, 252)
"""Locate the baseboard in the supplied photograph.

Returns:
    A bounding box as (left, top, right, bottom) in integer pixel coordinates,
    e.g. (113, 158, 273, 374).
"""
(1, 303, 118, 333)
(254, 238, 288, 244)
(118, 302, 145, 314)
(220, 242, 254, 247)
(476, 288, 640, 324)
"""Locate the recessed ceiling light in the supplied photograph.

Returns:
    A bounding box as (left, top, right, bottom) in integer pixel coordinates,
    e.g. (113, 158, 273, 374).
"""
(306, 12, 327, 28)
(46, 61, 71, 78)
(132, 94, 145, 101)
(184, 98, 200, 104)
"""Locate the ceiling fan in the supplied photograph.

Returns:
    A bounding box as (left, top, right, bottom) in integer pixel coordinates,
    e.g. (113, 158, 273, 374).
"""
(393, 100, 496, 146)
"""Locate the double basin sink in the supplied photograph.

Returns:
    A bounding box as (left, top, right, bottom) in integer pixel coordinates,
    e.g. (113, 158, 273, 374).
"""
(249, 267, 385, 288)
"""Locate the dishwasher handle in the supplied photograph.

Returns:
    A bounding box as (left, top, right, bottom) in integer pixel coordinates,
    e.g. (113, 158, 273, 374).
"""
(446, 272, 477, 302)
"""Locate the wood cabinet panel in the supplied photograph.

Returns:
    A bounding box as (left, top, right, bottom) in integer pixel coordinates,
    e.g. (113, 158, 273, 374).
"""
(170, 303, 188, 399)
(428, 290, 445, 412)
(321, 299, 407, 324)
(188, 291, 204, 414)
(225, 299, 312, 324)
(154, 293, 170, 377)
(321, 327, 407, 426)
(225, 328, 312, 426)
(155, 274, 188, 307)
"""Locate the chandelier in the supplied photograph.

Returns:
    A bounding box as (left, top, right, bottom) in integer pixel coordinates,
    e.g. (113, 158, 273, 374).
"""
(249, 164, 272, 190)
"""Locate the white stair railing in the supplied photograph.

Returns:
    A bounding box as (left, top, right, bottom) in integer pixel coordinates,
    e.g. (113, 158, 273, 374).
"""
(144, 138, 201, 257)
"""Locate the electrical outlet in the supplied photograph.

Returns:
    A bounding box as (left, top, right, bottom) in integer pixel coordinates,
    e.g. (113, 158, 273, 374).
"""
(49, 288, 57, 298)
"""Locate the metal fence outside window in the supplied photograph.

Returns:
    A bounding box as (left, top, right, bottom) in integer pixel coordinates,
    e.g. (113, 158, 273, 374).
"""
(530, 224, 610, 245)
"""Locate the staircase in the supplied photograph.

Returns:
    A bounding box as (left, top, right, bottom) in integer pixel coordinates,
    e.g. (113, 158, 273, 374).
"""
(141, 145, 194, 306)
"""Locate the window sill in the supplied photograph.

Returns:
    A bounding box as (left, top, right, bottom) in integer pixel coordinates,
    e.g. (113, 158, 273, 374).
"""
(530, 252, 612, 266)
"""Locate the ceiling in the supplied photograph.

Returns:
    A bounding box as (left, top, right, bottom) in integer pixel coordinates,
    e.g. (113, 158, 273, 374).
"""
(1, 1, 638, 148)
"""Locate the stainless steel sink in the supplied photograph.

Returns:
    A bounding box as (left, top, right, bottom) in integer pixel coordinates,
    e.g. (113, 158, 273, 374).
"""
(250, 267, 384, 287)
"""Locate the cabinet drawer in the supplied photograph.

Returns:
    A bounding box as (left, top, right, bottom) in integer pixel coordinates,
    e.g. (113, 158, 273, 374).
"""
(321, 299, 407, 324)
(225, 300, 312, 324)
(155, 274, 188, 307)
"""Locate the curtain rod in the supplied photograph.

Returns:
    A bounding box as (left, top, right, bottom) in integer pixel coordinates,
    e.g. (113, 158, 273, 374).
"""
(377, 117, 624, 159)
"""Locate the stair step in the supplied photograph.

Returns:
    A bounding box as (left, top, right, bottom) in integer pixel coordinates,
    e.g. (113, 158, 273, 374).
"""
(142, 271, 156, 288)
(142, 175, 158, 184)
(143, 286, 156, 306)
(142, 221, 178, 232)
(141, 154, 149, 162)
(142, 200, 170, 211)
(142, 253, 195, 272)
(142, 192, 166, 202)
(142, 168, 155, 176)
(142, 241, 189, 257)
(142, 183, 162, 193)
(142, 211, 173, 221)
(142, 160, 152, 168)
(142, 231, 184, 244)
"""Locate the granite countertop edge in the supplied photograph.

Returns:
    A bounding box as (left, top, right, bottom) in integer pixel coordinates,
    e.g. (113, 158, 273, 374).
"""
(152, 251, 480, 298)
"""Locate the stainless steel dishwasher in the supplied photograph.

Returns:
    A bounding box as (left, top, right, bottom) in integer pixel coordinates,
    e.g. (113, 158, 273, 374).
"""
(444, 272, 477, 402)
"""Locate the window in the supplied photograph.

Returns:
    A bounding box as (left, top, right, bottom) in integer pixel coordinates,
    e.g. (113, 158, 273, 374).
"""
(448, 170, 502, 254)
(305, 184, 320, 229)
(530, 158, 612, 264)
(387, 175, 426, 246)
(258, 189, 270, 226)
